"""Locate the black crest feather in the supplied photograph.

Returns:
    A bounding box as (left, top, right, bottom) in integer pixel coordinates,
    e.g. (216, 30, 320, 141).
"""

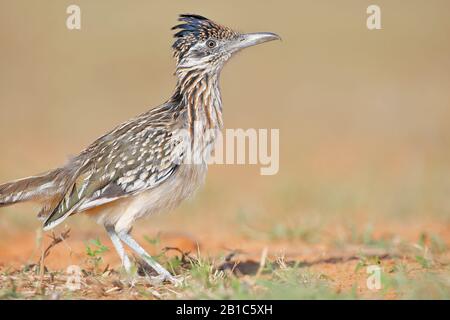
(172, 14, 210, 38)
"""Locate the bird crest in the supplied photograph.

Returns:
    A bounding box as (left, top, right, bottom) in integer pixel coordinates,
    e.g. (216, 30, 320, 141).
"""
(172, 14, 238, 62)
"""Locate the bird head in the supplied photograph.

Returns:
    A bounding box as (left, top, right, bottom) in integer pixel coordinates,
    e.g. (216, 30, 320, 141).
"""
(172, 14, 280, 72)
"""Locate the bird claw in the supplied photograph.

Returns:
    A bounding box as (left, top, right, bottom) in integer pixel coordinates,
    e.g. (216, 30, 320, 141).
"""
(149, 274, 183, 287)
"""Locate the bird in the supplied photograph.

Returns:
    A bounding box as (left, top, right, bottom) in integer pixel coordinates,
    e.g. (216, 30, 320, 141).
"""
(0, 14, 280, 284)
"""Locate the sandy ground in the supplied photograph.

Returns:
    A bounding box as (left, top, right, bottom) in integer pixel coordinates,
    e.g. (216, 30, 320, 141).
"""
(1, 214, 449, 299)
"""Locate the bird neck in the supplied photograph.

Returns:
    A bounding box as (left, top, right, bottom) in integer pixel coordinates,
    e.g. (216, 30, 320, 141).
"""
(173, 66, 223, 132)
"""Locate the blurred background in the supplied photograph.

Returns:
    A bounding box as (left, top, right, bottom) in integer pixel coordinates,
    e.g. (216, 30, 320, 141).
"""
(0, 0, 449, 268)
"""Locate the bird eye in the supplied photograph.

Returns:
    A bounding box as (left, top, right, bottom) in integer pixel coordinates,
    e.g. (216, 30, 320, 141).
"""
(206, 40, 217, 48)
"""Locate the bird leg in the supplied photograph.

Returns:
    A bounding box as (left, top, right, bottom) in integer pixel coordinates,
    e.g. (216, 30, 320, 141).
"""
(117, 230, 181, 286)
(105, 226, 132, 273)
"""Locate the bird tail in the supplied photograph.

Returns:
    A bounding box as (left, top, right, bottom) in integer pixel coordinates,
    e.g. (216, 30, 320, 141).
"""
(0, 170, 62, 207)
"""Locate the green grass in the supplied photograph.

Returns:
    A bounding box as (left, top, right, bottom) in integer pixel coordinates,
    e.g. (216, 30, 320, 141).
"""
(85, 238, 109, 271)
(1, 248, 449, 299)
(0, 226, 449, 300)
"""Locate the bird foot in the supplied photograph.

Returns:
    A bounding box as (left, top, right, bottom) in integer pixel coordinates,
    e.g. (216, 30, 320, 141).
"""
(149, 274, 183, 287)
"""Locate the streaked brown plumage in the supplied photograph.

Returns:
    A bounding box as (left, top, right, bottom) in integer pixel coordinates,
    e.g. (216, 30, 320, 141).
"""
(0, 14, 280, 284)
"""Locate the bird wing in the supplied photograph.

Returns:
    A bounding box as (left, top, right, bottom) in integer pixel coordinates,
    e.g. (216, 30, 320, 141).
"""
(43, 125, 185, 231)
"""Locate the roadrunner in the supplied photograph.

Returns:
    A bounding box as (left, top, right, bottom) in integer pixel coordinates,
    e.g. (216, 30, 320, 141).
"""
(0, 14, 279, 284)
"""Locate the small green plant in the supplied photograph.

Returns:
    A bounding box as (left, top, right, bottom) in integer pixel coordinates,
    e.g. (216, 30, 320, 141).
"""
(85, 238, 109, 271)
(166, 255, 183, 274)
(414, 233, 434, 269)
(144, 234, 161, 246)
(415, 255, 431, 269)
(188, 256, 214, 287)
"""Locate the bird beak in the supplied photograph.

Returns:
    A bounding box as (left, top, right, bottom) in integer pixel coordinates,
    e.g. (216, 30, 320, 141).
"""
(232, 32, 281, 51)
